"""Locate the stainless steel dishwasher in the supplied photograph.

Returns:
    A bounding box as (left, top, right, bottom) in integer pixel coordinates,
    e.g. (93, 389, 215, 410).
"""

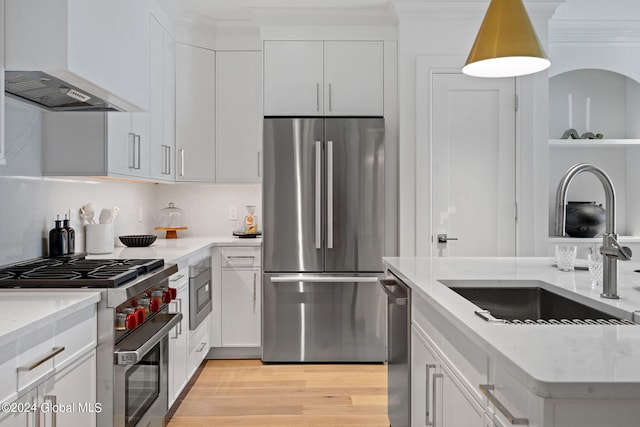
(380, 274, 410, 427)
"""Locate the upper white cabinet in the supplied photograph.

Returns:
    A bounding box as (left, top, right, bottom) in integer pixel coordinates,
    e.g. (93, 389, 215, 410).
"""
(215, 51, 263, 182)
(148, 15, 176, 181)
(264, 41, 324, 115)
(175, 43, 216, 182)
(4, 0, 151, 112)
(263, 40, 384, 116)
(42, 111, 151, 179)
(323, 42, 384, 116)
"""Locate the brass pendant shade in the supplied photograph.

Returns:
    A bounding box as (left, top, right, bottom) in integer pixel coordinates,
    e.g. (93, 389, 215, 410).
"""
(462, 0, 550, 78)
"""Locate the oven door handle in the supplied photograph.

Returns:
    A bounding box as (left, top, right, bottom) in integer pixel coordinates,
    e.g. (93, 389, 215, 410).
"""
(114, 312, 182, 365)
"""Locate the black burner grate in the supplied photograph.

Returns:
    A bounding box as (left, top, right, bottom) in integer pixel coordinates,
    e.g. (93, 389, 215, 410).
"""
(0, 257, 164, 288)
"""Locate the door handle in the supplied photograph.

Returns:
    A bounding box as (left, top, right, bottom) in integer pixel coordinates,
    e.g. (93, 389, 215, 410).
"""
(437, 234, 458, 244)
(327, 140, 334, 249)
(315, 141, 322, 249)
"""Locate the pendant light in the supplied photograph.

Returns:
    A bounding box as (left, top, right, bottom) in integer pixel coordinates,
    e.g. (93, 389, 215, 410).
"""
(462, 0, 550, 78)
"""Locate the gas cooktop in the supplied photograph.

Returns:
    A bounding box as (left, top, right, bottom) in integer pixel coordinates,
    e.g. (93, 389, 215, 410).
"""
(0, 256, 165, 288)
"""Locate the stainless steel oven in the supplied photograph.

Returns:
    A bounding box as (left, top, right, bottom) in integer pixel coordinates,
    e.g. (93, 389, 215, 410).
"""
(189, 256, 212, 330)
(114, 309, 182, 427)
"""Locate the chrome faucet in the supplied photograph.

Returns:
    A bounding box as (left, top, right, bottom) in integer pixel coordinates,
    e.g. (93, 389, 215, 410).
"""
(555, 163, 632, 299)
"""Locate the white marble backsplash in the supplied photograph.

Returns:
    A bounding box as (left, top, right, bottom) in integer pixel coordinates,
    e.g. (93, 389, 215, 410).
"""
(0, 99, 261, 265)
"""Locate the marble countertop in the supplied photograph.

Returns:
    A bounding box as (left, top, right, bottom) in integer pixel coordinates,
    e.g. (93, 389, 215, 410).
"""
(88, 236, 262, 267)
(384, 256, 640, 399)
(0, 291, 101, 348)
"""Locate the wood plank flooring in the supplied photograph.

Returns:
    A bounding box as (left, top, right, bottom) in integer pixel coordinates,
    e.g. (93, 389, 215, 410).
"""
(167, 359, 389, 427)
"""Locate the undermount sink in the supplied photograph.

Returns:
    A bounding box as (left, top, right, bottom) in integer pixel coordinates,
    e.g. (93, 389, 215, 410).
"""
(440, 280, 635, 325)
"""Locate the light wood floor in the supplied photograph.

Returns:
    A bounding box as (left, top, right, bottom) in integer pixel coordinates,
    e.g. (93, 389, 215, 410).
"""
(167, 359, 389, 427)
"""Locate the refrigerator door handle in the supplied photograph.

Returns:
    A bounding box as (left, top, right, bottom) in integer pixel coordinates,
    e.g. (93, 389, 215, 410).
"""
(315, 141, 322, 249)
(271, 276, 379, 283)
(327, 140, 334, 249)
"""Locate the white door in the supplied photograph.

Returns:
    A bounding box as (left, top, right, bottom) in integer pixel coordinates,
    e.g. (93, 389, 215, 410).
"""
(431, 73, 516, 256)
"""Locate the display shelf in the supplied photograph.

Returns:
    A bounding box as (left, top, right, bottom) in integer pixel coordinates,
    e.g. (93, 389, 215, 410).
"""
(549, 139, 640, 148)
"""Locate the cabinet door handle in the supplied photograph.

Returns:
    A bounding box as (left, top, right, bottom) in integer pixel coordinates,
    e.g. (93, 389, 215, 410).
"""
(17, 347, 65, 372)
(316, 83, 320, 112)
(167, 145, 171, 175)
(432, 373, 443, 427)
(253, 272, 257, 313)
(196, 342, 207, 353)
(44, 395, 57, 427)
(480, 384, 529, 425)
(134, 134, 142, 170)
(328, 83, 332, 112)
(425, 364, 436, 426)
(179, 149, 185, 177)
(128, 133, 136, 168)
(257, 151, 261, 178)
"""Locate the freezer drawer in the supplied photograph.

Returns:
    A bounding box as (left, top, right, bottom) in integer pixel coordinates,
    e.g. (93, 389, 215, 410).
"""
(262, 273, 386, 363)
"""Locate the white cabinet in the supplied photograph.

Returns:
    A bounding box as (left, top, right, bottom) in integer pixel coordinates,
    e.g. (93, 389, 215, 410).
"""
(187, 313, 210, 378)
(411, 326, 485, 427)
(215, 51, 262, 182)
(176, 43, 216, 182)
(211, 246, 262, 358)
(263, 40, 383, 116)
(0, 351, 97, 427)
(38, 351, 97, 427)
(42, 111, 151, 179)
(0, 301, 97, 427)
(168, 270, 189, 408)
(220, 269, 261, 347)
(264, 41, 324, 116)
(148, 15, 175, 181)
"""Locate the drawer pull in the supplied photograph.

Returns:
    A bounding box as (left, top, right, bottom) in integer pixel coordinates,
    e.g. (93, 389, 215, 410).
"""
(17, 347, 65, 372)
(480, 384, 529, 425)
(170, 274, 185, 282)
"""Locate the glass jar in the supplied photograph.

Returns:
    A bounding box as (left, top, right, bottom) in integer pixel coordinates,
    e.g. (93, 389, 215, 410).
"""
(243, 205, 258, 234)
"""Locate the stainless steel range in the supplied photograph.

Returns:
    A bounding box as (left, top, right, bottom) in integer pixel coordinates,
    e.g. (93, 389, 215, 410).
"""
(0, 256, 180, 427)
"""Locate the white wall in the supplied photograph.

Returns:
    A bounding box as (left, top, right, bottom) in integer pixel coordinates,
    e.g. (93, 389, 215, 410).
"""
(154, 183, 261, 237)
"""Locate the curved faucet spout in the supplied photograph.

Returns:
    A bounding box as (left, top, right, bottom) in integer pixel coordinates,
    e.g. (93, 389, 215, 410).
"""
(554, 163, 631, 300)
(554, 163, 616, 237)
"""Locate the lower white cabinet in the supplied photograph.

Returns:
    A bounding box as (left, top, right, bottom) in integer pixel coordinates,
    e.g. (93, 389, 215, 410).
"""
(0, 350, 97, 427)
(220, 268, 261, 347)
(168, 270, 189, 408)
(411, 326, 484, 427)
(187, 312, 210, 378)
(210, 246, 262, 358)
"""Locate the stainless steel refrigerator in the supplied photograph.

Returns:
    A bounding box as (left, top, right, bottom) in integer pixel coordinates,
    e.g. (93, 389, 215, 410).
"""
(262, 117, 386, 363)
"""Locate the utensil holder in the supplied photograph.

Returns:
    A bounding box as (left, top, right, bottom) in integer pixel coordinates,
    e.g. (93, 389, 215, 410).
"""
(86, 223, 114, 254)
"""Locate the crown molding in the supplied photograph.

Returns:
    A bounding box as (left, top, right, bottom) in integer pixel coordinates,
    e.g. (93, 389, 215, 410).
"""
(248, 6, 397, 26)
(392, 1, 563, 20)
(550, 20, 640, 43)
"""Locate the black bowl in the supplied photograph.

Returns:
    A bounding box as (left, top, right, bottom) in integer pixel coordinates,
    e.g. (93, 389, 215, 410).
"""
(118, 234, 157, 247)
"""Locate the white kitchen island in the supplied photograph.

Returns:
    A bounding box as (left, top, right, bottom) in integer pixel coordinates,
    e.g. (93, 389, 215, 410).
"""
(384, 256, 640, 427)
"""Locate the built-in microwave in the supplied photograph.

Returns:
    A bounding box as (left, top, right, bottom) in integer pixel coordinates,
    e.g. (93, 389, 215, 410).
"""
(189, 257, 212, 330)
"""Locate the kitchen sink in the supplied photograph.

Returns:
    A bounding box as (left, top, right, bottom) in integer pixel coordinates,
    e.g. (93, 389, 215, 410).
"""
(441, 281, 635, 325)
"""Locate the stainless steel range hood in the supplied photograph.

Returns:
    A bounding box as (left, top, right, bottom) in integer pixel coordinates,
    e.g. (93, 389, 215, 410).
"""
(5, 71, 123, 112)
